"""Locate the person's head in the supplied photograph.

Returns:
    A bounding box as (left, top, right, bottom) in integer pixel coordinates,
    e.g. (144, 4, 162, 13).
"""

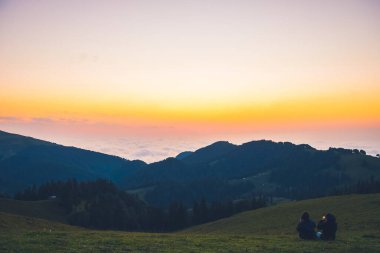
(301, 212, 309, 221)
(325, 213, 336, 223)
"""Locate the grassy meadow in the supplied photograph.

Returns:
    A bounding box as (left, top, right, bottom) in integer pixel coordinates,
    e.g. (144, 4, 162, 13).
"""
(1, 194, 380, 253)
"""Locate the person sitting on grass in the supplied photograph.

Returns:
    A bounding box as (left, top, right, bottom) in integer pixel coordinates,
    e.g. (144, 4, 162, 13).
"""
(316, 213, 337, 241)
(296, 212, 316, 240)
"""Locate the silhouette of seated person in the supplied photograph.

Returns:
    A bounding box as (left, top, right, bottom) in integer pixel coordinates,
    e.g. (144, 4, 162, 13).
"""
(316, 213, 337, 240)
(296, 212, 316, 240)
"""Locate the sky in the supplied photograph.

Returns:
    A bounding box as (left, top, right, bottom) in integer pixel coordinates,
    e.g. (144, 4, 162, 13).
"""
(1, 0, 380, 162)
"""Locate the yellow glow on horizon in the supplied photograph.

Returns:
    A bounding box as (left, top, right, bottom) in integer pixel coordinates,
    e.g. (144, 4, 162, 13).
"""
(1, 88, 379, 131)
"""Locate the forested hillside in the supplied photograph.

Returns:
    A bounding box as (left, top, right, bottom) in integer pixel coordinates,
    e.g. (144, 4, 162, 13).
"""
(0, 130, 145, 193)
(126, 141, 380, 207)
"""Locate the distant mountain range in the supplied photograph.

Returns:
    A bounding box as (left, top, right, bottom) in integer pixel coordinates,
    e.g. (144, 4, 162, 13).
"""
(0, 130, 145, 193)
(126, 139, 380, 207)
(1, 130, 380, 206)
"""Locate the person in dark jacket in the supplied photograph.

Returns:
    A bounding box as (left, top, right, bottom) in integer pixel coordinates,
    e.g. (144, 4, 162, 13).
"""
(296, 212, 316, 239)
(317, 213, 337, 240)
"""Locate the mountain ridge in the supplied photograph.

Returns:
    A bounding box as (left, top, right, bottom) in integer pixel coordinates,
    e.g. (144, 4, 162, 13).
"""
(127, 139, 380, 207)
(0, 130, 146, 193)
(1, 130, 380, 208)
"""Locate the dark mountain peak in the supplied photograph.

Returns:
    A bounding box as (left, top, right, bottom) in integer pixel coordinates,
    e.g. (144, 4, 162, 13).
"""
(241, 140, 315, 151)
(176, 151, 193, 160)
(242, 139, 279, 146)
(296, 143, 315, 150)
(181, 141, 237, 165)
(147, 157, 186, 170)
(196, 140, 236, 152)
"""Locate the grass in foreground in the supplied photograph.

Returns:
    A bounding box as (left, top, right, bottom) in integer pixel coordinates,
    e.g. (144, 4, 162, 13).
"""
(1, 228, 379, 253)
(1, 194, 380, 253)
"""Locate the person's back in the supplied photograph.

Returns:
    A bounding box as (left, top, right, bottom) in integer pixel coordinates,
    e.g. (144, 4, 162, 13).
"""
(297, 212, 316, 240)
(317, 213, 337, 240)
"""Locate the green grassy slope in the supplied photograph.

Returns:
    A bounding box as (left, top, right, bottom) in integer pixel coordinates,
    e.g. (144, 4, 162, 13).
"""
(187, 194, 380, 236)
(0, 194, 379, 253)
(0, 212, 73, 232)
(0, 198, 67, 223)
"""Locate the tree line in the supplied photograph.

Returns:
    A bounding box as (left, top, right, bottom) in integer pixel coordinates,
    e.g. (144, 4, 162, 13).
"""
(14, 179, 266, 231)
(331, 177, 380, 196)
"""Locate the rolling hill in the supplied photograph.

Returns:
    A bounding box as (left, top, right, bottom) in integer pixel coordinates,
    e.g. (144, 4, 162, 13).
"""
(1, 194, 379, 253)
(126, 141, 380, 207)
(0, 198, 67, 223)
(187, 193, 380, 235)
(0, 130, 146, 194)
(0, 211, 74, 233)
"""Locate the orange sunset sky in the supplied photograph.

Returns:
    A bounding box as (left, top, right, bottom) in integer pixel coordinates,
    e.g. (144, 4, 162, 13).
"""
(1, 0, 380, 162)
